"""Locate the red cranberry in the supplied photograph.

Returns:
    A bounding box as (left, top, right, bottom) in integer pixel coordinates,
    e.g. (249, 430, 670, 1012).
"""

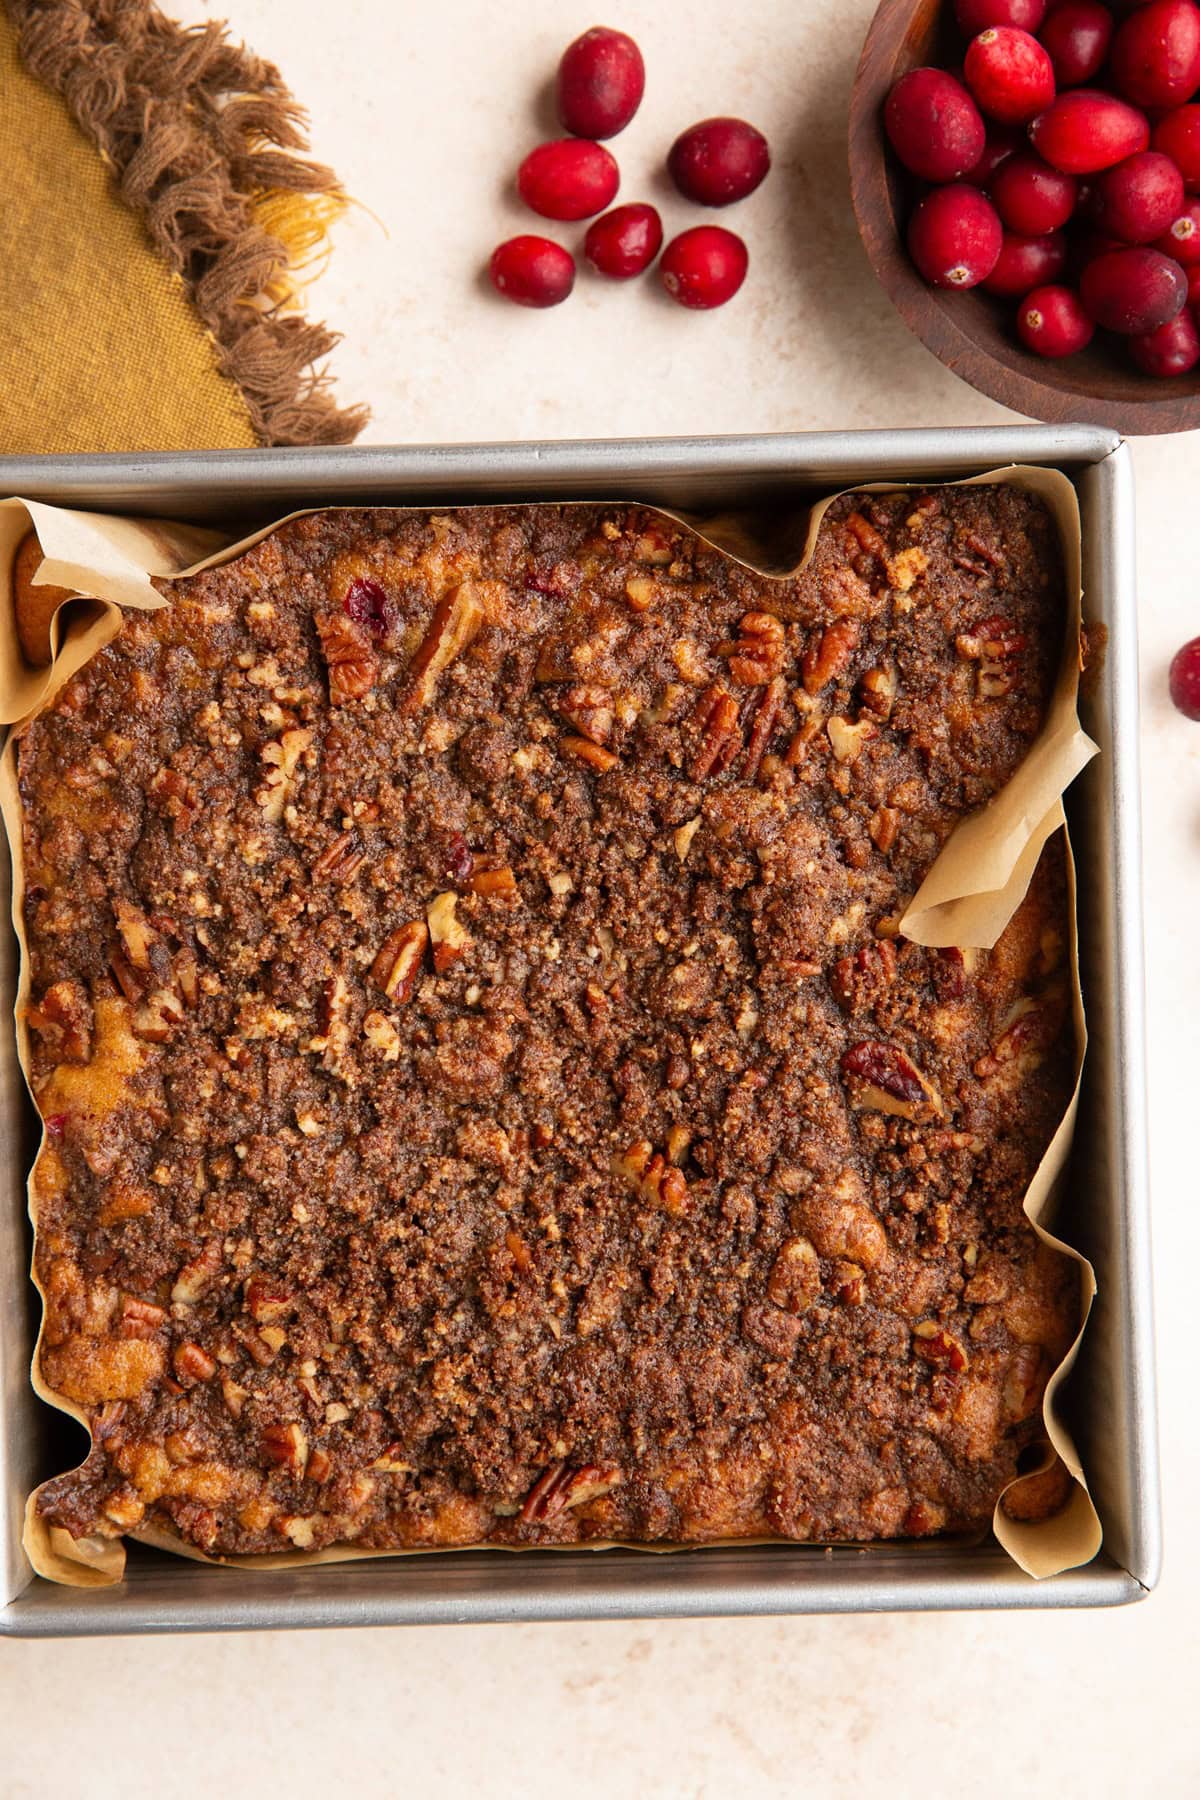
(1188, 261, 1200, 303)
(1094, 151, 1186, 243)
(556, 27, 645, 139)
(1156, 196, 1200, 262)
(908, 183, 1004, 285)
(44, 1113, 67, 1139)
(1016, 282, 1096, 353)
(1110, 0, 1200, 110)
(1152, 105, 1200, 191)
(983, 228, 1069, 292)
(517, 139, 619, 220)
(955, 0, 1046, 31)
(885, 69, 987, 181)
(1129, 304, 1200, 372)
(584, 203, 663, 277)
(660, 227, 749, 308)
(343, 577, 394, 636)
(964, 27, 1056, 123)
(1080, 244, 1188, 331)
(667, 118, 771, 206)
(489, 236, 576, 307)
(1038, 0, 1114, 87)
(964, 122, 1024, 183)
(1170, 635, 1200, 718)
(991, 152, 1077, 231)
(1030, 89, 1151, 173)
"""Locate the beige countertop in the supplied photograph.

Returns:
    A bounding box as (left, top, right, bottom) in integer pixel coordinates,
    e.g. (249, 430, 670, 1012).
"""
(2, 3, 1196, 1793)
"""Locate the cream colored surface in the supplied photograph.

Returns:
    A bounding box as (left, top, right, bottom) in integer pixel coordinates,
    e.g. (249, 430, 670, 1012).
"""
(2, 0, 1196, 1793)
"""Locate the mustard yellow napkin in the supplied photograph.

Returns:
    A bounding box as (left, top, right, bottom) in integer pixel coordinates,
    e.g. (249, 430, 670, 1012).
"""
(0, 0, 364, 453)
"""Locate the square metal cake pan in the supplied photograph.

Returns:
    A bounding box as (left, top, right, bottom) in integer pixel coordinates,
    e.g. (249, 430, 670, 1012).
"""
(0, 425, 1160, 1634)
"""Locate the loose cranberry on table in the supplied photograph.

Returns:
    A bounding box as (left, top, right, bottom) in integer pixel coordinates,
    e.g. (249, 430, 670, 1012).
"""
(907, 183, 1003, 286)
(954, 0, 1046, 32)
(1170, 637, 1200, 719)
(556, 26, 645, 139)
(991, 153, 1077, 234)
(1109, 0, 1200, 111)
(584, 203, 663, 278)
(1079, 245, 1189, 332)
(1029, 90, 1151, 174)
(517, 138, 619, 220)
(1156, 196, 1200, 263)
(667, 117, 771, 205)
(1152, 106, 1200, 191)
(489, 236, 576, 307)
(1038, 0, 1114, 88)
(1016, 283, 1096, 354)
(660, 226, 748, 308)
(963, 26, 1056, 123)
(885, 68, 986, 180)
(982, 228, 1069, 293)
(1128, 306, 1200, 374)
(1093, 152, 1185, 244)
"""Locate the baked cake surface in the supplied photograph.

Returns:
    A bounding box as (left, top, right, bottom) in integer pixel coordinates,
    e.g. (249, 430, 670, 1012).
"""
(23, 490, 1077, 1559)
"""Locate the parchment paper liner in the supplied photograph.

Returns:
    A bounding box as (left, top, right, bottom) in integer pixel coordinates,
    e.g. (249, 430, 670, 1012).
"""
(0, 469, 1101, 1587)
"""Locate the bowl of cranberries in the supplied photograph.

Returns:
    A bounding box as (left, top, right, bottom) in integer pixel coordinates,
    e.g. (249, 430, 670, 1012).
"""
(850, 0, 1200, 430)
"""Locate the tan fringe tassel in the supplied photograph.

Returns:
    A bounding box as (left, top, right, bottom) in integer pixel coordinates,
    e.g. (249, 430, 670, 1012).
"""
(6, 0, 368, 446)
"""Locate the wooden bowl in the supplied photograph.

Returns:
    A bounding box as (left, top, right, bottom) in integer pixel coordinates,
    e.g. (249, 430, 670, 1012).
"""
(850, 0, 1200, 434)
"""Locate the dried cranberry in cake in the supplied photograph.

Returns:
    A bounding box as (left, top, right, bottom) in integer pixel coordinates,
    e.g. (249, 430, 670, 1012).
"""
(342, 576, 394, 636)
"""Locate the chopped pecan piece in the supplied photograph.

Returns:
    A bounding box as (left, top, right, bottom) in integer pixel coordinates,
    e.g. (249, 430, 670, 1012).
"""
(912, 1320, 969, 1374)
(255, 727, 312, 824)
(371, 920, 428, 1002)
(311, 830, 366, 885)
(612, 1141, 689, 1215)
(801, 619, 860, 695)
(561, 734, 618, 773)
(827, 715, 877, 763)
(174, 1341, 217, 1383)
(120, 1295, 168, 1339)
(720, 611, 786, 686)
(113, 898, 157, 971)
(406, 582, 484, 706)
(556, 683, 615, 746)
(689, 685, 740, 780)
(27, 978, 93, 1063)
(844, 511, 887, 560)
(468, 866, 518, 897)
(841, 1041, 943, 1121)
(171, 1238, 224, 1305)
(830, 940, 897, 1012)
(520, 1461, 621, 1523)
(244, 1276, 294, 1324)
(859, 664, 897, 719)
(261, 1421, 309, 1477)
(427, 891, 469, 972)
(132, 988, 186, 1043)
(869, 806, 899, 852)
(974, 995, 1062, 1077)
(956, 614, 1026, 700)
(317, 611, 378, 704)
(767, 1237, 821, 1313)
(743, 677, 785, 779)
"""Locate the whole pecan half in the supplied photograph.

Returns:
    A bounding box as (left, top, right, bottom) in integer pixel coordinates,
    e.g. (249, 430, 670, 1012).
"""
(840, 1040, 943, 1121)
